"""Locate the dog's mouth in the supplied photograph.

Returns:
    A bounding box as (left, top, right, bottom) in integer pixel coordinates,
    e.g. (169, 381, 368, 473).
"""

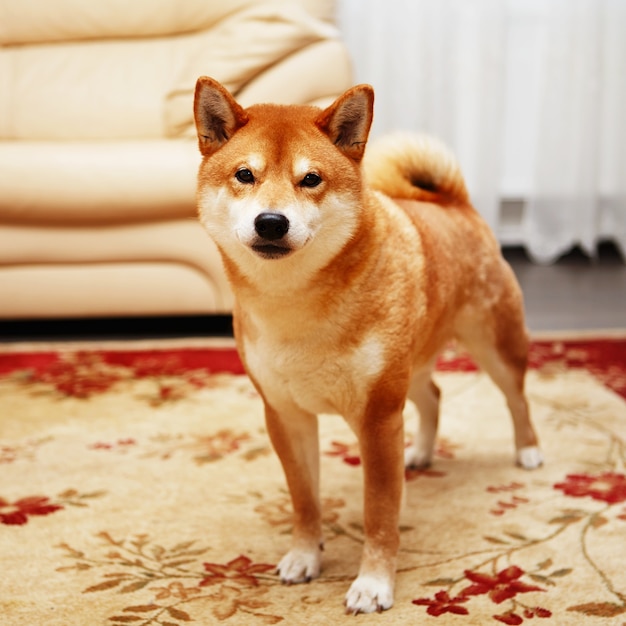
(251, 243, 292, 260)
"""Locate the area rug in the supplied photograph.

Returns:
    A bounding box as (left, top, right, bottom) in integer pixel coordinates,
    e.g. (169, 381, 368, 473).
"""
(1, 334, 625, 626)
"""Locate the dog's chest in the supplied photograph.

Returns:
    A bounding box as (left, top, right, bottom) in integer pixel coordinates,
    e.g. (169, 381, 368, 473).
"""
(243, 330, 385, 418)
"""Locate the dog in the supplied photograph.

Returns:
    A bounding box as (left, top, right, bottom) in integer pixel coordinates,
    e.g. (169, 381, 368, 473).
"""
(192, 78, 543, 614)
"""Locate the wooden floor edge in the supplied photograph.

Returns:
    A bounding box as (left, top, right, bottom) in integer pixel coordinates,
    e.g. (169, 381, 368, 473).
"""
(0, 328, 626, 354)
(0, 330, 624, 354)
(0, 336, 238, 354)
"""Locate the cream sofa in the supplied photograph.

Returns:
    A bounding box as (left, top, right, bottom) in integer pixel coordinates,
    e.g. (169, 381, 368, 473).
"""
(0, 0, 353, 319)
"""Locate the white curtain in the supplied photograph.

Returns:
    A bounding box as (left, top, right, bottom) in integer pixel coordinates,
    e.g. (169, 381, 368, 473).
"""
(336, 0, 626, 263)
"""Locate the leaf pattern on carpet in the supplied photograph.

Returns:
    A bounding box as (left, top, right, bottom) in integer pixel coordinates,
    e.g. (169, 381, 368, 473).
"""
(56, 533, 281, 625)
(0, 337, 625, 624)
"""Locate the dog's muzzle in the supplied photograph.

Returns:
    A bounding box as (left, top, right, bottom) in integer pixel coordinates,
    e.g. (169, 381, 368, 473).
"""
(252, 212, 292, 259)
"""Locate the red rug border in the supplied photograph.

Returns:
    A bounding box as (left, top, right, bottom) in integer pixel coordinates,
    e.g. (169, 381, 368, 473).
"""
(0, 336, 624, 398)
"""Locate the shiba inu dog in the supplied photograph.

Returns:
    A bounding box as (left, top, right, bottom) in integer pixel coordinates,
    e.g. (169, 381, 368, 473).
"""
(193, 78, 543, 614)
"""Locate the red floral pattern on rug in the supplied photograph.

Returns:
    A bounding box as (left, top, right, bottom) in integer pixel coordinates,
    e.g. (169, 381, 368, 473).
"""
(0, 347, 245, 401)
(1, 336, 625, 624)
(0, 338, 624, 400)
(413, 590, 470, 616)
(411, 462, 626, 623)
(0, 489, 105, 525)
(0, 495, 63, 525)
(554, 472, 626, 504)
(437, 338, 626, 398)
(413, 566, 552, 624)
(200, 555, 275, 588)
(83, 430, 268, 465)
(461, 566, 545, 605)
(56, 533, 281, 625)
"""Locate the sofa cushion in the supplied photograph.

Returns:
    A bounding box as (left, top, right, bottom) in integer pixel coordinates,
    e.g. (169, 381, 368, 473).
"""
(0, 262, 232, 317)
(0, 0, 247, 44)
(164, 3, 339, 137)
(0, 140, 200, 224)
(0, 0, 336, 45)
(0, 2, 340, 140)
(0, 218, 235, 316)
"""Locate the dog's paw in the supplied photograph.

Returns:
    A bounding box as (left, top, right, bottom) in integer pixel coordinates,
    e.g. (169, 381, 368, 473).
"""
(277, 547, 322, 584)
(344, 574, 394, 614)
(516, 445, 544, 470)
(404, 443, 432, 470)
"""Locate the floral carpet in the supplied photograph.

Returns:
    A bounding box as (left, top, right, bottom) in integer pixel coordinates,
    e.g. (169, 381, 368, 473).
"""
(0, 334, 625, 626)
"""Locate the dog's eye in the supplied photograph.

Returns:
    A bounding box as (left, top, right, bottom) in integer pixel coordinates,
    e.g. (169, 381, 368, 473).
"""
(235, 168, 255, 184)
(300, 173, 322, 188)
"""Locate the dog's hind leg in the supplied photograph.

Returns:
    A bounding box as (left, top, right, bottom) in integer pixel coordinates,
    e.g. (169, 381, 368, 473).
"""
(404, 362, 440, 469)
(263, 401, 324, 583)
(458, 325, 543, 470)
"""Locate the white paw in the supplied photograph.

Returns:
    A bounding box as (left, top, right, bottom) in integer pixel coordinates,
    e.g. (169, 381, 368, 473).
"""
(277, 547, 321, 584)
(404, 443, 432, 469)
(516, 445, 544, 470)
(344, 574, 394, 614)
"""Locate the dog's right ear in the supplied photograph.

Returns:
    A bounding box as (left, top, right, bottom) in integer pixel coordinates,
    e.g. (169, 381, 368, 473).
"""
(194, 77, 249, 156)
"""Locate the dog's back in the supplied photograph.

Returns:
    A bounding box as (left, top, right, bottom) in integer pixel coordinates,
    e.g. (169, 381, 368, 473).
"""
(364, 134, 523, 361)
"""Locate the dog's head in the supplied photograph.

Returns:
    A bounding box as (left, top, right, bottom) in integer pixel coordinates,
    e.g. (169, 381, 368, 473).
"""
(193, 78, 374, 283)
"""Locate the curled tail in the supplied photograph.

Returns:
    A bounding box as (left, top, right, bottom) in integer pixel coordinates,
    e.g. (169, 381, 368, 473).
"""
(363, 133, 469, 205)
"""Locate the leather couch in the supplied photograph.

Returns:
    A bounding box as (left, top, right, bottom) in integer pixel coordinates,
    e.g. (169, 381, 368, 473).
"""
(0, 0, 353, 319)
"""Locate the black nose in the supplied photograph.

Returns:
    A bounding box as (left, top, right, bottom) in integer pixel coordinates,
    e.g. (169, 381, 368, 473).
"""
(254, 212, 289, 241)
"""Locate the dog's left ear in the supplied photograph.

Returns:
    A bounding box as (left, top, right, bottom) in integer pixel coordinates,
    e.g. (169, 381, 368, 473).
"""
(194, 77, 249, 157)
(315, 84, 374, 162)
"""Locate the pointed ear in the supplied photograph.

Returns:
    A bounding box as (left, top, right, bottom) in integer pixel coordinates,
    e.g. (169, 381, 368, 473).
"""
(315, 84, 374, 162)
(193, 77, 249, 156)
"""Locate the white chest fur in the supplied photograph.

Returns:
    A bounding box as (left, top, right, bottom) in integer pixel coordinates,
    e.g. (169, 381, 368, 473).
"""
(243, 326, 385, 420)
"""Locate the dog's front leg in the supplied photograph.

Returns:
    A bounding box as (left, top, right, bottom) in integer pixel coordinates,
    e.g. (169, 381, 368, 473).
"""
(345, 405, 405, 614)
(264, 401, 323, 584)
